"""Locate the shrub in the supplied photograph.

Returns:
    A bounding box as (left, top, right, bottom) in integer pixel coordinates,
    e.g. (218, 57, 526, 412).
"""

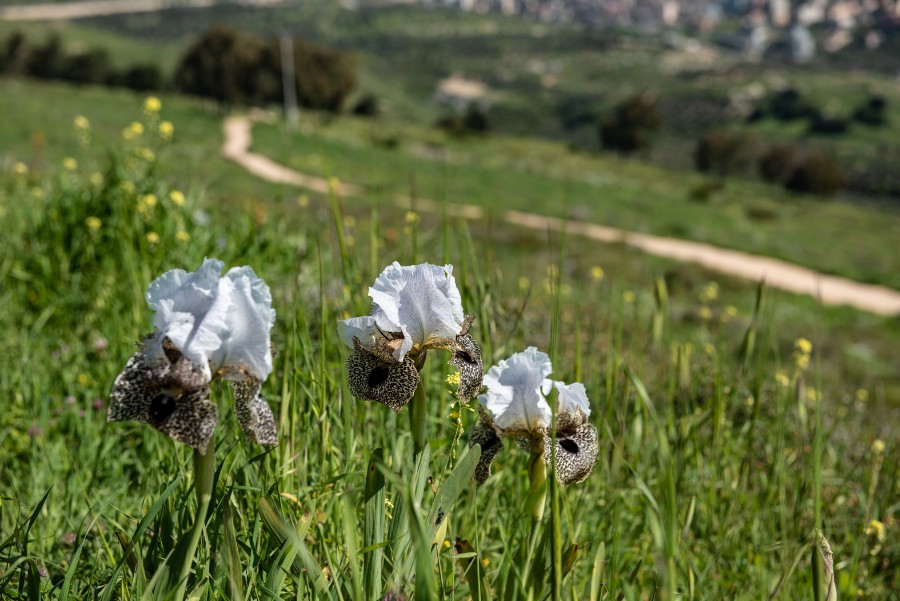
(694, 130, 761, 176)
(0, 31, 27, 74)
(60, 48, 112, 85)
(808, 111, 849, 135)
(786, 150, 844, 196)
(436, 103, 492, 137)
(25, 33, 64, 79)
(120, 64, 165, 92)
(759, 144, 803, 185)
(769, 88, 816, 121)
(352, 93, 379, 117)
(853, 95, 888, 126)
(599, 93, 662, 153)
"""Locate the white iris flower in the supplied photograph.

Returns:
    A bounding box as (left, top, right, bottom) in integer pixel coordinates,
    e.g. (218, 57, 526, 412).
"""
(338, 262, 483, 411)
(109, 258, 278, 451)
(470, 347, 598, 485)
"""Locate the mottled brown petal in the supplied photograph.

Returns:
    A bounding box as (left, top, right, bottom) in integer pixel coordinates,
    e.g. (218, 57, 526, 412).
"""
(543, 420, 599, 486)
(232, 378, 278, 445)
(346, 338, 419, 412)
(108, 337, 216, 452)
(468, 410, 504, 485)
(449, 333, 483, 402)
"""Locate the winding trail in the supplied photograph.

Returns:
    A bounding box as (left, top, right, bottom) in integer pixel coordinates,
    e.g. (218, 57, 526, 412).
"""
(222, 115, 900, 316)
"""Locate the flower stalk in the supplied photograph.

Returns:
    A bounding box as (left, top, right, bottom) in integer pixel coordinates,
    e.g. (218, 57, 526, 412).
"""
(526, 450, 547, 521)
(410, 353, 428, 454)
(174, 437, 215, 601)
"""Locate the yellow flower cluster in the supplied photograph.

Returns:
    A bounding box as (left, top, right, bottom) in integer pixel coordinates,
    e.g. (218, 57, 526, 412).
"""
(175, 231, 190, 242)
(85, 216, 102, 231)
(699, 281, 718, 303)
(774, 369, 790, 387)
(590, 265, 604, 282)
(159, 120, 174, 140)
(169, 190, 185, 206)
(698, 306, 712, 320)
(623, 289, 635, 304)
(122, 121, 144, 141)
(12, 162, 28, 176)
(137, 194, 157, 219)
(146, 231, 160, 245)
(446, 372, 461, 386)
(143, 96, 162, 114)
(63, 157, 78, 171)
(871, 439, 885, 454)
(866, 519, 886, 555)
(793, 338, 812, 371)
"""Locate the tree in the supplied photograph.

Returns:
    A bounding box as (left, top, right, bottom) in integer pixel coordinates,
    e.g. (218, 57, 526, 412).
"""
(599, 93, 662, 153)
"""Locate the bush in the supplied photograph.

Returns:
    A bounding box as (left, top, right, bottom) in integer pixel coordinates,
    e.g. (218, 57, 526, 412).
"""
(759, 144, 803, 185)
(759, 144, 844, 196)
(808, 111, 849, 135)
(599, 93, 662, 153)
(120, 64, 165, 92)
(768, 88, 816, 121)
(785, 150, 844, 196)
(436, 103, 492, 137)
(0, 31, 27, 74)
(853, 95, 888, 126)
(694, 130, 761, 177)
(25, 33, 64, 80)
(352, 93, 379, 117)
(173, 26, 357, 112)
(60, 48, 112, 85)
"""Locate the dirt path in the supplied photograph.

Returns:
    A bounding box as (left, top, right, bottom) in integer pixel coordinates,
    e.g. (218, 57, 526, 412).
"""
(0, 0, 282, 21)
(222, 115, 900, 316)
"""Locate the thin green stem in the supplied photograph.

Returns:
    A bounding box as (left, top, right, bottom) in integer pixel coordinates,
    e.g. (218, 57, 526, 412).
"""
(527, 450, 547, 522)
(410, 353, 428, 455)
(174, 437, 215, 601)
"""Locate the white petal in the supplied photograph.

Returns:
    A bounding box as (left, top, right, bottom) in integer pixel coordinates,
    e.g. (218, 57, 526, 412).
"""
(368, 262, 464, 361)
(553, 381, 591, 418)
(478, 347, 553, 433)
(214, 266, 276, 381)
(337, 316, 378, 350)
(145, 258, 231, 381)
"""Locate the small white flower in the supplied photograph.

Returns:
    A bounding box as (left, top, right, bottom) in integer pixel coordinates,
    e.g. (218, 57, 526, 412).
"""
(339, 262, 483, 411)
(109, 258, 278, 451)
(471, 347, 598, 486)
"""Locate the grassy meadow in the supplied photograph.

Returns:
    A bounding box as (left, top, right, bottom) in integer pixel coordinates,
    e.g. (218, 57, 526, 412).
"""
(1, 81, 899, 600)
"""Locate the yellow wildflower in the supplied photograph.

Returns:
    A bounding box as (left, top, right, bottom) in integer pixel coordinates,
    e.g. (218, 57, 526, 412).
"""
(865, 519, 886, 542)
(297, 195, 309, 208)
(85, 216, 102, 231)
(145, 232, 160, 245)
(698, 306, 712, 320)
(855, 388, 869, 402)
(405, 211, 419, 224)
(590, 265, 604, 282)
(446, 372, 461, 386)
(169, 190, 185, 206)
(443, 540, 451, 548)
(806, 387, 820, 402)
(546, 264, 559, 278)
(175, 230, 190, 242)
(872, 439, 885, 454)
(158, 120, 174, 140)
(138, 148, 155, 162)
(345, 235, 356, 248)
(73, 115, 90, 130)
(481, 558, 490, 567)
(699, 282, 719, 303)
(63, 157, 78, 171)
(77, 373, 90, 386)
(775, 370, 790, 387)
(90, 172, 104, 186)
(123, 121, 144, 140)
(141, 194, 157, 208)
(31, 187, 44, 198)
(143, 96, 162, 113)
(12, 162, 28, 176)
(795, 338, 812, 354)
(518, 276, 530, 290)
(120, 181, 135, 194)
(623, 290, 635, 304)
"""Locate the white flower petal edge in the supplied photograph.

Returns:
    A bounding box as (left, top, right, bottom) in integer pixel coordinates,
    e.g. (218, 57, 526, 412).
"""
(479, 346, 553, 433)
(367, 262, 464, 361)
(337, 316, 378, 350)
(552, 381, 591, 418)
(144, 258, 275, 382)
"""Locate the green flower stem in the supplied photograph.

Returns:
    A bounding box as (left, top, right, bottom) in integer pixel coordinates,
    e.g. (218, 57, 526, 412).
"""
(174, 437, 215, 601)
(410, 353, 428, 455)
(526, 450, 547, 522)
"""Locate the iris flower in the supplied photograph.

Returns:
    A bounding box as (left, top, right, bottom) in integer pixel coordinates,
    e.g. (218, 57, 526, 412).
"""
(469, 347, 599, 486)
(108, 258, 278, 452)
(338, 262, 483, 411)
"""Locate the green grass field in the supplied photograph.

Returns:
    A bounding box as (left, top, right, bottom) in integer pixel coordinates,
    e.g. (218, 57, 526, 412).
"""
(1, 78, 899, 599)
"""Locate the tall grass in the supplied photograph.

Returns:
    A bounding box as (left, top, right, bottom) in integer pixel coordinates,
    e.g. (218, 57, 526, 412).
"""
(0, 104, 897, 600)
